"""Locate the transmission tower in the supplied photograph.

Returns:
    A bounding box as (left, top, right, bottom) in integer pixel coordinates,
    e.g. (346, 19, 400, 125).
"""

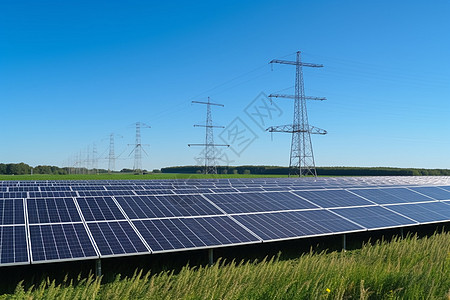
(129, 122, 150, 174)
(188, 97, 229, 174)
(92, 143, 98, 174)
(107, 133, 122, 173)
(267, 51, 327, 177)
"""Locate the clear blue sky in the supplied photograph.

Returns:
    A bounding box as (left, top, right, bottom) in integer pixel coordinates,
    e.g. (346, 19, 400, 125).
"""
(1, 0, 449, 171)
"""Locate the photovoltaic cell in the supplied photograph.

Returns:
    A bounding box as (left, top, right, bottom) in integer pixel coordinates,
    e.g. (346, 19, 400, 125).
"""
(332, 206, 417, 229)
(233, 210, 364, 241)
(133, 216, 259, 252)
(386, 202, 450, 223)
(0, 192, 28, 199)
(0, 225, 28, 265)
(27, 198, 81, 224)
(204, 192, 319, 214)
(407, 187, 450, 201)
(115, 195, 222, 219)
(76, 197, 125, 221)
(0, 199, 24, 225)
(87, 221, 148, 256)
(293, 190, 373, 208)
(378, 188, 432, 203)
(348, 188, 406, 205)
(29, 223, 97, 262)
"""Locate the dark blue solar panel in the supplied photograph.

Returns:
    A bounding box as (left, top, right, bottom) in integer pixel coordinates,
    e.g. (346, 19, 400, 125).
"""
(0, 199, 24, 225)
(8, 187, 40, 192)
(29, 223, 97, 262)
(27, 198, 81, 224)
(293, 190, 373, 208)
(115, 195, 222, 219)
(386, 202, 450, 223)
(332, 206, 417, 229)
(87, 221, 149, 256)
(0, 192, 28, 199)
(233, 210, 363, 241)
(204, 192, 319, 214)
(28, 191, 78, 198)
(348, 188, 407, 204)
(378, 188, 432, 203)
(133, 216, 259, 252)
(134, 190, 174, 196)
(77, 190, 136, 197)
(40, 186, 72, 192)
(407, 187, 450, 201)
(0, 225, 29, 265)
(76, 197, 125, 221)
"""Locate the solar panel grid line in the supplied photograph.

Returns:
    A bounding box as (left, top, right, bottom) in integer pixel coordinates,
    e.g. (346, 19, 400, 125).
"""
(109, 196, 153, 253)
(28, 224, 99, 264)
(404, 187, 440, 201)
(344, 189, 380, 206)
(71, 197, 101, 257)
(381, 199, 441, 207)
(385, 203, 450, 225)
(383, 201, 446, 224)
(86, 221, 150, 258)
(0, 225, 30, 266)
(75, 196, 126, 222)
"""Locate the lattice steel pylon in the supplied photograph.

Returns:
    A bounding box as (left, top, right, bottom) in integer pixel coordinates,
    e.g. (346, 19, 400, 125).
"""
(267, 51, 327, 177)
(107, 133, 123, 173)
(188, 97, 229, 174)
(129, 122, 150, 174)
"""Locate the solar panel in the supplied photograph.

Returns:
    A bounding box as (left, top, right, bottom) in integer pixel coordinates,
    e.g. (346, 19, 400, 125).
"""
(331, 206, 417, 229)
(386, 202, 450, 223)
(76, 197, 125, 221)
(29, 223, 97, 263)
(407, 186, 450, 201)
(0, 199, 24, 225)
(293, 190, 373, 208)
(27, 198, 81, 224)
(233, 210, 364, 241)
(87, 221, 149, 256)
(0, 225, 29, 265)
(0, 192, 28, 199)
(133, 216, 260, 252)
(115, 195, 222, 219)
(0, 176, 449, 267)
(204, 192, 319, 214)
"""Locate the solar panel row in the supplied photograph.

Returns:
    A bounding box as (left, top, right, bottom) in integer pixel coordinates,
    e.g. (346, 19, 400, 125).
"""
(0, 177, 449, 267)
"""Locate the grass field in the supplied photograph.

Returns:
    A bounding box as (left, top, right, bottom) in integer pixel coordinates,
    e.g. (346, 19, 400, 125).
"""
(0, 173, 289, 181)
(2, 232, 449, 299)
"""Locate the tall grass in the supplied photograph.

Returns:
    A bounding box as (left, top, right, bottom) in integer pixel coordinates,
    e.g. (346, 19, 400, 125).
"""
(2, 232, 449, 299)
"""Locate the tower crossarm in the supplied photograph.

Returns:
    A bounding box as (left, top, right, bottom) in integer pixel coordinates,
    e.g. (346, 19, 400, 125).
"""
(192, 101, 224, 106)
(270, 59, 323, 68)
(268, 93, 326, 101)
(188, 144, 229, 147)
(193, 125, 225, 128)
(266, 124, 327, 135)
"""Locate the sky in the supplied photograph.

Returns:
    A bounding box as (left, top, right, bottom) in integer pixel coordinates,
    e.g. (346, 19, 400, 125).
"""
(1, 0, 449, 171)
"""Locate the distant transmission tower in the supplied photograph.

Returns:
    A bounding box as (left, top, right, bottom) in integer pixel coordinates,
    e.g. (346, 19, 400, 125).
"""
(129, 122, 150, 174)
(108, 133, 122, 173)
(188, 97, 229, 174)
(92, 143, 98, 174)
(267, 51, 327, 177)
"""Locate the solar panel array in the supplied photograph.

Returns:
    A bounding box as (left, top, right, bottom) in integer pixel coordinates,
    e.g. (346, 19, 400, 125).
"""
(1, 176, 450, 266)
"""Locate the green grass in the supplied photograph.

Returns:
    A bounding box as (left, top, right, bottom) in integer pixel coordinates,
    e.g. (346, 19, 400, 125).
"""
(2, 232, 449, 299)
(0, 173, 288, 181)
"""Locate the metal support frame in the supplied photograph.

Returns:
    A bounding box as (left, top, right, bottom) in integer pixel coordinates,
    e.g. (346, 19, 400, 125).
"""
(342, 234, 347, 251)
(95, 259, 102, 277)
(208, 248, 214, 266)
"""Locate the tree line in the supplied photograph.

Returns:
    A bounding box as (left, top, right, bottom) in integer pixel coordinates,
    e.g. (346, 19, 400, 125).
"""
(161, 165, 450, 176)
